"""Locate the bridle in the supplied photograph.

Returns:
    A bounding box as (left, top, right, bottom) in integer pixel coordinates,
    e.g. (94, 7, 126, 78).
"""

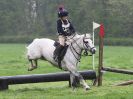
(83, 34, 95, 53)
(69, 34, 94, 62)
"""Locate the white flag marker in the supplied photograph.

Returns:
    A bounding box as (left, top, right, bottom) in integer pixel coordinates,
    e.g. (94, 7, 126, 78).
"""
(92, 22, 100, 70)
(93, 22, 100, 30)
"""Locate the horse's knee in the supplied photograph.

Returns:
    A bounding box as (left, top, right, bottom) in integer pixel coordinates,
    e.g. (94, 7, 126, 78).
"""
(78, 75, 84, 80)
(72, 79, 77, 87)
(72, 76, 80, 87)
(75, 76, 80, 84)
(70, 75, 80, 87)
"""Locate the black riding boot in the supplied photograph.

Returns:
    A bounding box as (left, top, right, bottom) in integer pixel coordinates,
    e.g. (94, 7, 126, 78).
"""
(54, 45, 64, 62)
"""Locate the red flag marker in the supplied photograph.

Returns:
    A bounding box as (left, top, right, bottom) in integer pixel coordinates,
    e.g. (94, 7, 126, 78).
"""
(99, 24, 105, 38)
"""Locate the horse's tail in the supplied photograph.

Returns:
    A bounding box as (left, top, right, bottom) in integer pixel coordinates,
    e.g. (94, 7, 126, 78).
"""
(26, 38, 41, 60)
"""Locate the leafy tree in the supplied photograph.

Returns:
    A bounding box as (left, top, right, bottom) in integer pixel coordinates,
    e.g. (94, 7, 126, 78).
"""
(0, 0, 133, 45)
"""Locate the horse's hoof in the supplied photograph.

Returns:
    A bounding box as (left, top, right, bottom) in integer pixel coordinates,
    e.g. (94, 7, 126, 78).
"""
(33, 66, 37, 69)
(85, 86, 91, 91)
(85, 87, 90, 91)
(28, 66, 37, 71)
(28, 68, 33, 71)
(72, 87, 77, 92)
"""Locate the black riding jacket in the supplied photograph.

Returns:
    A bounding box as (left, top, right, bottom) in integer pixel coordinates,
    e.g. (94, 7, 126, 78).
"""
(57, 19, 75, 36)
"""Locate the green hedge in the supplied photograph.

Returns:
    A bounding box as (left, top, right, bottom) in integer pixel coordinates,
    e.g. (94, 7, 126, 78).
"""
(0, 35, 56, 44)
(95, 37, 133, 46)
(0, 36, 35, 43)
(0, 36, 133, 46)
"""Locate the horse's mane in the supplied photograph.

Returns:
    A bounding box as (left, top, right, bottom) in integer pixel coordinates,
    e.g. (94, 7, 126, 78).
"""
(74, 33, 91, 39)
(65, 33, 91, 45)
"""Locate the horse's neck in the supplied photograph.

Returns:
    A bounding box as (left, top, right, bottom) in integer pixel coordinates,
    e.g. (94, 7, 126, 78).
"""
(66, 34, 81, 44)
(69, 37, 83, 54)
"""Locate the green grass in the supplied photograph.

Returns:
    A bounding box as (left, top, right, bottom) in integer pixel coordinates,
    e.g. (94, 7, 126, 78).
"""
(0, 44, 133, 99)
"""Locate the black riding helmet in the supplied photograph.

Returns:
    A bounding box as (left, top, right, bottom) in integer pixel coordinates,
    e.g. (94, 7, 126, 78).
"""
(58, 5, 68, 17)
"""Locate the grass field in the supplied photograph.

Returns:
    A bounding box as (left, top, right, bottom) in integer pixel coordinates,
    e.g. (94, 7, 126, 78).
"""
(0, 44, 133, 99)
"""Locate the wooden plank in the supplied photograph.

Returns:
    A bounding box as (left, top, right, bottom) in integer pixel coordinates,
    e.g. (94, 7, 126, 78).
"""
(115, 80, 133, 86)
(0, 70, 96, 90)
(102, 67, 133, 75)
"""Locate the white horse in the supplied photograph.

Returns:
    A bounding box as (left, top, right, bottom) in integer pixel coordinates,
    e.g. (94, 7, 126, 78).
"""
(26, 33, 96, 90)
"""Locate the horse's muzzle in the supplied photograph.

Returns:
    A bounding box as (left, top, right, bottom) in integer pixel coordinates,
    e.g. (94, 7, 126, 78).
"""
(90, 47, 96, 54)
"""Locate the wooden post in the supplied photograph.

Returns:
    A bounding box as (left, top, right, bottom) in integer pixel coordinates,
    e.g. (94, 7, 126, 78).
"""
(98, 24, 104, 86)
(98, 36, 104, 86)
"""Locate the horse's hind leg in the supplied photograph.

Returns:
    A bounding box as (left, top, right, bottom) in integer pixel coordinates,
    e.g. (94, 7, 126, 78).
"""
(28, 59, 38, 71)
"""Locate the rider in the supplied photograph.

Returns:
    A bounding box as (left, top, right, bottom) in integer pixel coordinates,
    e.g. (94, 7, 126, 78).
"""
(54, 5, 76, 61)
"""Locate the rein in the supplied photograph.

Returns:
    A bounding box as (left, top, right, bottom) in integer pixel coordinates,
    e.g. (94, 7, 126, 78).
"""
(70, 39, 82, 62)
(69, 35, 86, 62)
(66, 33, 76, 40)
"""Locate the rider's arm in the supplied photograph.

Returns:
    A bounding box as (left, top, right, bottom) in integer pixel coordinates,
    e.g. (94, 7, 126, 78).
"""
(69, 22, 75, 33)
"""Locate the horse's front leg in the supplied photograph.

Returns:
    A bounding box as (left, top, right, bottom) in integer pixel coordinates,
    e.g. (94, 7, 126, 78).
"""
(70, 72, 79, 90)
(28, 59, 38, 71)
(78, 74, 90, 90)
(70, 70, 90, 90)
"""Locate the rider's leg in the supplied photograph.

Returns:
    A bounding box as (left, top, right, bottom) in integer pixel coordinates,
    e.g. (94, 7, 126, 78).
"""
(59, 35, 65, 46)
(54, 35, 65, 61)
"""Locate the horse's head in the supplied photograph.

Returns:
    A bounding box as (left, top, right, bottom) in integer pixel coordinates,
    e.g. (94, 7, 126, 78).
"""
(82, 33, 96, 54)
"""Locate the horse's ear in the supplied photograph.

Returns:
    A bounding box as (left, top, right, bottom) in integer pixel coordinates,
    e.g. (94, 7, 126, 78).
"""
(84, 33, 86, 37)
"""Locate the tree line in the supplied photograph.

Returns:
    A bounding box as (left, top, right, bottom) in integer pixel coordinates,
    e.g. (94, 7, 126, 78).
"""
(0, 0, 133, 45)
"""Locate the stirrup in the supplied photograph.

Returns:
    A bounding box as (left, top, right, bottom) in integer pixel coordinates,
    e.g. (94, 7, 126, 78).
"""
(54, 56, 58, 62)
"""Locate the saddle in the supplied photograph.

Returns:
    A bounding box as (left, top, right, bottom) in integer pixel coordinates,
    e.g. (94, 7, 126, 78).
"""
(53, 41, 69, 69)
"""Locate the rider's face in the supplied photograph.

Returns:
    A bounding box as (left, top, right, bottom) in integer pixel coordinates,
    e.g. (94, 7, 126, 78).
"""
(61, 16, 68, 20)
